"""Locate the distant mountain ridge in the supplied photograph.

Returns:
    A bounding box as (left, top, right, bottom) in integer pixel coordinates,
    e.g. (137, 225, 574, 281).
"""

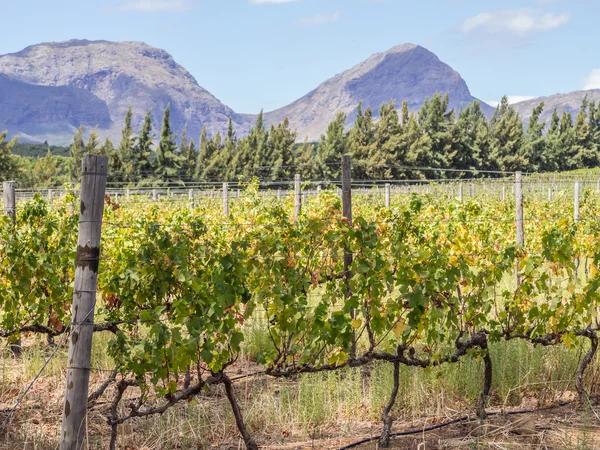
(511, 90, 600, 123)
(0, 39, 251, 145)
(0, 39, 594, 146)
(263, 44, 494, 140)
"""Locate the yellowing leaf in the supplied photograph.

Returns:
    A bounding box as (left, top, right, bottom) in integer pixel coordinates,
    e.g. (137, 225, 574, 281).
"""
(351, 319, 362, 329)
(392, 320, 406, 339)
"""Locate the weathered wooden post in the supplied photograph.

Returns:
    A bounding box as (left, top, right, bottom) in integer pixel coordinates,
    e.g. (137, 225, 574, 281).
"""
(223, 182, 229, 217)
(341, 155, 355, 358)
(385, 183, 391, 208)
(294, 174, 301, 222)
(60, 154, 108, 450)
(3, 181, 20, 355)
(515, 172, 524, 286)
(458, 184, 463, 202)
(3, 181, 15, 224)
(574, 181, 580, 223)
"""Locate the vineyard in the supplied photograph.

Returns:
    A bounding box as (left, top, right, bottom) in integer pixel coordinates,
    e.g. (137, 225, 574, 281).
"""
(1, 155, 600, 449)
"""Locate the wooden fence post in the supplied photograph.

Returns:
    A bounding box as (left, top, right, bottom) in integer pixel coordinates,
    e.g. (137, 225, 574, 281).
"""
(458, 184, 463, 202)
(60, 154, 108, 450)
(574, 181, 580, 223)
(3, 181, 15, 224)
(341, 155, 355, 358)
(3, 181, 20, 355)
(501, 184, 506, 202)
(385, 183, 391, 208)
(294, 174, 301, 222)
(516, 172, 524, 248)
(223, 182, 229, 217)
(515, 172, 524, 286)
(152, 189, 157, 201)
(548, 187, 552, 203)
(126, 188, 130, 203)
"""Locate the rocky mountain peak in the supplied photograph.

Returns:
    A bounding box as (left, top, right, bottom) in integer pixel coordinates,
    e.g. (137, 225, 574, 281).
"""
(0, 40, 250, 145)
(263, 43, 492, 140)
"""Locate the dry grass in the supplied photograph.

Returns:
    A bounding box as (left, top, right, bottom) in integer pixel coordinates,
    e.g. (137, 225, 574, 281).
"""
(0, 337, 599, 449)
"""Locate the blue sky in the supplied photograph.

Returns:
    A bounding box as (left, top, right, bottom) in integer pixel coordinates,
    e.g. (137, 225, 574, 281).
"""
(0, 0, 596, 112)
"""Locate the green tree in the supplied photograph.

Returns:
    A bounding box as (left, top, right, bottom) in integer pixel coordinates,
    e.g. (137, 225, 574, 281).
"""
(117, 107, 135, 181)
(451, 101, 489, 174)
(155, 104, 182, 180)
(558, 110, 576, 171)
(543, 108, 561, 172)
(0, 131, 19, 180)
(132, 109, 154, 180)
(249, 111, 269, 177)
(316, 112, 347, 180)
(32, 149, 60, 187)
(268, 118, 297, 181)
(418, 93, 455, 171)
(195, 126, 209, 179)
(69, 125, 85, 182)
(489, 97, 526, 171)
(86, 127, 100, 154)
(347, 103, 375, 179)
(523, 102, 546, 172)
(572, 96, 599, 167)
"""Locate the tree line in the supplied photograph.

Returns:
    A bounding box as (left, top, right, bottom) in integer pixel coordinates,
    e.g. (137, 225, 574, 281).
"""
(2, 93, 600, 187)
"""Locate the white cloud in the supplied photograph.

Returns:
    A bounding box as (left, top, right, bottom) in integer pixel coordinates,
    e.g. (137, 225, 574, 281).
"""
(250, 0, 297, 3)
(109, 0, 194, 13)
(298, 10, 342, 26)
(459, 9, 569, 37)
(583, 69, 600, 90)
(487, 96, 536, 107)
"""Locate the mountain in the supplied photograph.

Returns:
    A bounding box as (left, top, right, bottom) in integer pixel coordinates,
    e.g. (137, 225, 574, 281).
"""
(262, 44, 494, 141)
(0, 73, 111, 143)
(511, 89, 600, 123)
(0, 40, 492, 145)
(0, 40, 250, 145)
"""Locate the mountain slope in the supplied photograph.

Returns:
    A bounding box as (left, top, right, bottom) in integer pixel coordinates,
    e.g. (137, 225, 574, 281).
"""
(0, 73, 111, 143)
(0, 39, 250, 145)
(511, 89, 600, 123)
(263, 44, 493, 140)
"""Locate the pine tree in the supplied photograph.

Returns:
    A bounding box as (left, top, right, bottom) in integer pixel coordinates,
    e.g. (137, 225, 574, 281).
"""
(451, 101, 488, 173)
(347, 102, 375, 179)
(132, 109, 154, 180)
(32, 149, 60, 187)
(316, 112, 347, 179)
(523, 102, 546, 172)
(543, 108, 561, 171)
(86, 127, 100, 154)
(69, 126, 85, 182)
(195, 126, 209, 180)
(489, 97, 526, 171)
(155, 104, 182, 180)
(418, 94, 454, 171)
(118, 107, 135, 181)
(0, 131, 18, 181)
(295, 137, 317, 179)
(249, 111, 269, 177)
(370, 102, 402, 178)
(559, 111, 576, 171)
(268, 118, 297, 181)
(573, 96, 599, 167)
